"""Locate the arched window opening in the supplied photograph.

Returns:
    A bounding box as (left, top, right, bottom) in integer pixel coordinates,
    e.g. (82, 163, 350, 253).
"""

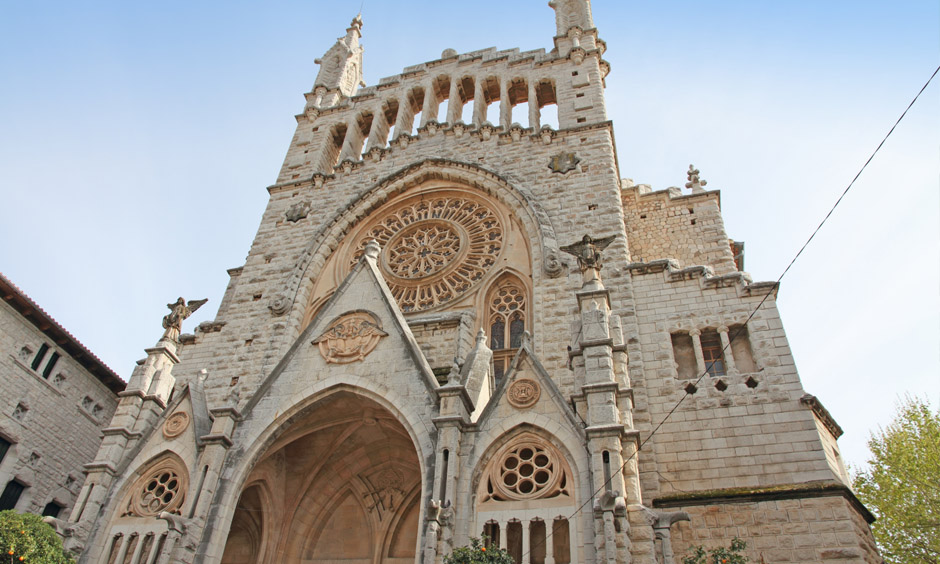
(483, 520, 500, 548)
(508, 78, 529, 127)
(506, 520, 523, 563)
(482, 77, 501, 126)
(374, 99, 399, 149)
(536, 79, 559, 130)
(353, 111, 374, 159)
(488, 278, 527, 384)
(323, 122, 346, 170)
(432, 76, 451, 124)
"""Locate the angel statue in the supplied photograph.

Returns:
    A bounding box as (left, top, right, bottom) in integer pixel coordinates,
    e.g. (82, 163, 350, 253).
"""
(560, 234, 617, 272)
(162, 297, 208, 341)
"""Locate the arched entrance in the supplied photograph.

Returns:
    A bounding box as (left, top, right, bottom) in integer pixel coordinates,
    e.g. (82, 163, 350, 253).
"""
(221, 392, 422, 564)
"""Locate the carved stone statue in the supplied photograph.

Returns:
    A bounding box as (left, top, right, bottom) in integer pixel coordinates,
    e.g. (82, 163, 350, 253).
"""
(162, 298, 208, 342)
(560, 234, 617, 272)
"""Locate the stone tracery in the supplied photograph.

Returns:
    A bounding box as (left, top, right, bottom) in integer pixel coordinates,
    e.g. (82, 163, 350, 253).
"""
(348, 190, 505, 313)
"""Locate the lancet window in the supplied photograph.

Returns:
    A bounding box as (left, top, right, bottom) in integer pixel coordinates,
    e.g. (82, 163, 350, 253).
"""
(487, 277, 527, 383)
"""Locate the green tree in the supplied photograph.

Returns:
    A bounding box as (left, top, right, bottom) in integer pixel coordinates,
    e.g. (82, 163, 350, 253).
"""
(444, 537, 515, 564)
(853, 396, 940, 564)
(0, 511, 74, 564)
(682, 537, 749, 564)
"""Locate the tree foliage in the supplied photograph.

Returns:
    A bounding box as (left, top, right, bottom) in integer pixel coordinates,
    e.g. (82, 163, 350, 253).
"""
(682, 537, 749, 564)
(0, 511, 74, 564)
(853, 396, 940, 564)
(444, 537, 515, 564)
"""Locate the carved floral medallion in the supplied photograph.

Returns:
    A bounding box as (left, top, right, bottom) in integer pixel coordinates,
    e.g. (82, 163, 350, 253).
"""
(312, 311, 388, 364)
(349, 192, 504, 313)
(163, 411, 190, 439)
(507, 378, 540, 409)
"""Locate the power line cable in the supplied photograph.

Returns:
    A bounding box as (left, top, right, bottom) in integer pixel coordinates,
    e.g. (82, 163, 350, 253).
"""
(519, 63, 940, 560)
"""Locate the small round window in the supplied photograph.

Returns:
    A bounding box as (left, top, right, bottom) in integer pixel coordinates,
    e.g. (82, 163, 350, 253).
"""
(482, 434, 570, 502)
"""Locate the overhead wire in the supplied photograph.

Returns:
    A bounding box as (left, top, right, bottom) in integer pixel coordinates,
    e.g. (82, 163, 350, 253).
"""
(518, 63, 940, 560)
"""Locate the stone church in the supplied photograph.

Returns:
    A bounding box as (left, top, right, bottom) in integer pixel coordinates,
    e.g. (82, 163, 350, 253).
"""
(64, 2, 880, 563)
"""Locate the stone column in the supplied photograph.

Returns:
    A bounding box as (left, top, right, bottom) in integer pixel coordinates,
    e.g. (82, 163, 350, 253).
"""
(521, 520, 531, 564)
(472, 78, 486, 127)
(393, 95, 416, 138)
(689, 329, 705, 377)
(717, 325, 736, 374)
(527, 80, 540, 130)
(421, 79, 438, 125)
(499, 79, 511, 129)
(338, 115, 363, 162)
(364, 106, 390, 154)
(446, 77, 462, 124)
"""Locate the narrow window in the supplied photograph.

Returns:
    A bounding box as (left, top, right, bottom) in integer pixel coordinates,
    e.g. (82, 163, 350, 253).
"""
(42, 501, 64, 518)
(508, 78, 529, 125)
(487, 277, 527, 385)
(530, 519, 547, 564)
(440, 449, 449, 501)
(507, 520, 523, 564)
(671, 332, 696, 379)
(552, 517, 571, 564)
(483, 521, 500, 549)
(0, 437, 10, 465)
(700, 330, 726, 377)
(42, 351, 60, 379)
(0, 480, 26, 511)
(31, 343, 49, 370)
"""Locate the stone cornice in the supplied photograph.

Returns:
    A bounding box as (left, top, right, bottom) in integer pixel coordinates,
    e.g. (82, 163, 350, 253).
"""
(652, 481, 874, 524)
(800, 394, 844, 439)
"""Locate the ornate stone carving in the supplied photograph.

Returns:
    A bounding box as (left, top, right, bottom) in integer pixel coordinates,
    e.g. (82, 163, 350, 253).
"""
(349, 192, 504, 313)
(544, 248, 564, 278)
(481, 434, 571, 502)
(561, 234, 616, 272)
(268, 294, 291, 316)
(362, 467, 405, 520)
(507, 378, 540, 409)
(549, 151, 580, 174)
(312, 311, 388, 364)
(285, 201, 311, 222)
(127, 458, 188, 517)
(163, 411, 190, 439)
(162, 298, 208, 341)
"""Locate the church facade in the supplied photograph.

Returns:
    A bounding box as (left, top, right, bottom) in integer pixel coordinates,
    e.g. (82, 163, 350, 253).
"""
(65, 2, 880, 563)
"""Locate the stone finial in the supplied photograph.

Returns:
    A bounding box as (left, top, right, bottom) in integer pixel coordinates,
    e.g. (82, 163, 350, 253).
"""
(364, 239, 381, 259)
(476, 328, 487, 346)
(685, 164, 707, 194)
(162, 298, 208, 342)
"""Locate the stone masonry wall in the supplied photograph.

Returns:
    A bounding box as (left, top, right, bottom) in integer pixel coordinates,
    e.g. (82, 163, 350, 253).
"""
(668, 496, 882, 563)
(0, 300, 118, 516)
(622, 186, 738, 275)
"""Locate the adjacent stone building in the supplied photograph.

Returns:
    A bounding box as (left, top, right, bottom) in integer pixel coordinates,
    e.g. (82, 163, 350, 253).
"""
(0, 273, 124, 519)
(66, 2, 880, 563)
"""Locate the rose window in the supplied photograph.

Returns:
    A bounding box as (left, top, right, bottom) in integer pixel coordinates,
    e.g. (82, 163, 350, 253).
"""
(349, 193, 504, 313)
(482, 436, 570, 502)
(127, 459, 188, 517)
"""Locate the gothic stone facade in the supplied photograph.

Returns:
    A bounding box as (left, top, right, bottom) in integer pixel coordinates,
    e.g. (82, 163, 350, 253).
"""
(67, 2, 880, 563)
(0, 273, 124, 519)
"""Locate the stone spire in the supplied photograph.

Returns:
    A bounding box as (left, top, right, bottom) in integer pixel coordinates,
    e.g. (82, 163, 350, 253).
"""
(313, 15, 365, 97)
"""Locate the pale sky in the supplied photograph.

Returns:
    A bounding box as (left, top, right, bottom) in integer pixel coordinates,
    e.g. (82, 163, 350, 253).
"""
(1, 1, 937, 471)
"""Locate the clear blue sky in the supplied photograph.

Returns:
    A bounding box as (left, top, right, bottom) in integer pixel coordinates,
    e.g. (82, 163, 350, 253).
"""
(1, 1, 937, 470)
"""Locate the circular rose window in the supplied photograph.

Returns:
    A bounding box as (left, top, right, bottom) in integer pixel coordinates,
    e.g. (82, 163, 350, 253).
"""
(349, 191, 504, 312)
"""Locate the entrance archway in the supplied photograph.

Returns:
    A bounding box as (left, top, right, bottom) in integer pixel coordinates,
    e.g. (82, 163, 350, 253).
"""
(221, 392, 421, 564)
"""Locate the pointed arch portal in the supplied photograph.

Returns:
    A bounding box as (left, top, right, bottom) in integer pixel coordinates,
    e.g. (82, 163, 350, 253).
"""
(220, 392, 421, 564)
